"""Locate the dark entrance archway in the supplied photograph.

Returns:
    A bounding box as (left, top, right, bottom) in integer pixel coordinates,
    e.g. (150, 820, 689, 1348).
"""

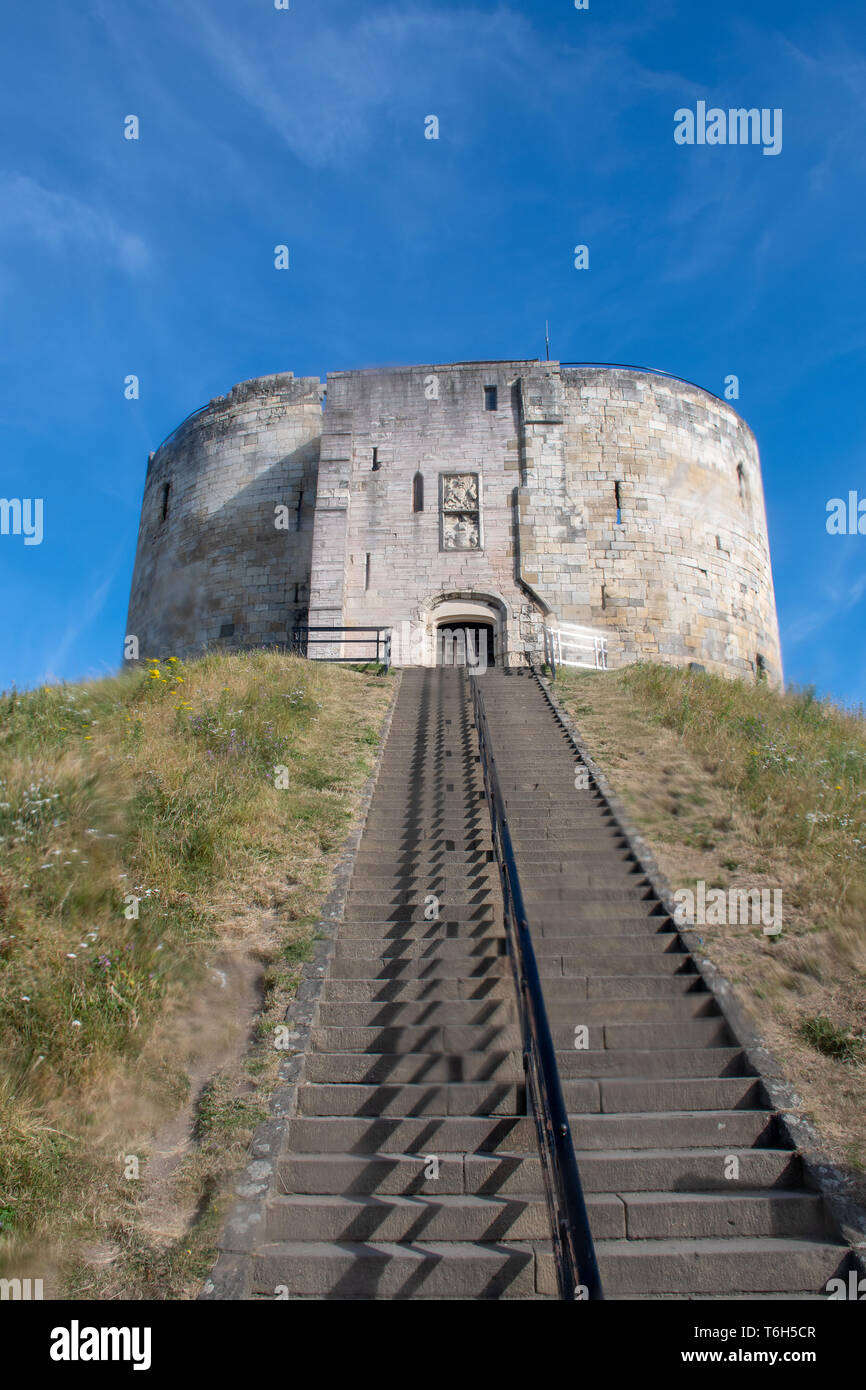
(436, 622, 495, 668)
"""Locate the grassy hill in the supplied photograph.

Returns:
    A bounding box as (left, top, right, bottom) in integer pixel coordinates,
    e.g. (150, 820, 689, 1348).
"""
(0, 650, 392, 1297)
(554, 663, 866, 1198)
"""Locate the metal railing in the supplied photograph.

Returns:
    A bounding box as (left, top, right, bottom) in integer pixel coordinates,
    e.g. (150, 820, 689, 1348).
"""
(291, 626, 392, 672)
(469, 673, 603, 1301)
(544, 624, 609, 677)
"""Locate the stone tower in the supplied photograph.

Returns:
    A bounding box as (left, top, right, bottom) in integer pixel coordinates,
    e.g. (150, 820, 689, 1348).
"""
(125, 360, 783, 684)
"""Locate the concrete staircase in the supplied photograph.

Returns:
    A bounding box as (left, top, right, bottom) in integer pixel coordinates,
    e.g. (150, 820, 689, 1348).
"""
(251, 665, 853, 1299)
(478, 667, 852, 1299)
(252, 667, 550, 1298)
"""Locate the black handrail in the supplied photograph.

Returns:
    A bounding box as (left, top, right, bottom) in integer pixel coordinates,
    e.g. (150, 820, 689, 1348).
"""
(469, 672, 603, 1301)
(291, 626, 391, 673)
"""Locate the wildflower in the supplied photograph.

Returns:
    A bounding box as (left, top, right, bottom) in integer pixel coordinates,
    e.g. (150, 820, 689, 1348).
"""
(71, 1020, 81, 1028)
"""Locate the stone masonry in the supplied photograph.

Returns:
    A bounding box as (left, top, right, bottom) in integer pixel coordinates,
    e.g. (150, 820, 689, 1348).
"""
(126, 361, 783, 684)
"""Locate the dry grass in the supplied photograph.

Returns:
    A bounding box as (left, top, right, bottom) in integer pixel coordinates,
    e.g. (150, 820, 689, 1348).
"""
(0, 649, 392, 1296)
(554, 663, 866, 1191)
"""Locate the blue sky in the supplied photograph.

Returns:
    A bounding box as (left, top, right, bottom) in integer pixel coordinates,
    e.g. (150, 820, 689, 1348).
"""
(1, 0, 865, 704)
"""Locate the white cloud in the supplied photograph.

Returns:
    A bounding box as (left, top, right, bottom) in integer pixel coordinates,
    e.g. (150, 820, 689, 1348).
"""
(0, 172, 148, 272)
(41, 566, 119, 684)
(185, 1, 685, 171)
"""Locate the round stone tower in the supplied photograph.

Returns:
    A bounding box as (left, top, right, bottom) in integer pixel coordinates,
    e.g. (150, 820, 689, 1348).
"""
(125, 360, 782, 685)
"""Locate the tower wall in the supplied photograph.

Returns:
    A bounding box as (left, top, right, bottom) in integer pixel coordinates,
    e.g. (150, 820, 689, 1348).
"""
(307, 362, 542, 664)
(126, 373, 321, 661)
(519, 367, 782, 682)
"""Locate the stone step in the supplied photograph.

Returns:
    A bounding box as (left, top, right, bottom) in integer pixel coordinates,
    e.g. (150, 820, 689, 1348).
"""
(347, 874, 498, 891)
(297, 1081, 529, 1117)
(327, 956, 510, 980)
(531, 934, 683, 955)
(536, 974, 705, 1001)
(285, 1114, 536, 1154)
(521, 887, 660, 905)
(316, 1000, 516, 1027)
(264, 1193, 559, 1243)
(564, 1075, 765, 1113)
(532, 920, 675, 938)
(321, 976, 513, 1002)
(513, 850, 636, 866)
(567, 1109, 776, 1150)
(251, 1240, 540, 1300)
(504, 869, 650, 887)
(277, 1151, 541, 1196)
(559, 1020, 733, 1050)
(584, 1236, 848, 1296)
(568, 1148, 801, 1193)
(622, 1190, 830, 1240)
(357, 837, 494, 851)
(538, 954, 692, 977)
(339, 903, 498, 922)
(311, 1024, 522, 1054)
(556, 1047, 746, 1078)
(304, 1051, 523, 1085)
(331, 939, 507, 962)
(337, 920, 501, 941)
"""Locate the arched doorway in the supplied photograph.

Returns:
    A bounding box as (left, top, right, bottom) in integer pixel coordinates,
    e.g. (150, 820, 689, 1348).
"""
(437, 621, 495, 668)
(422, 595, 507, 667)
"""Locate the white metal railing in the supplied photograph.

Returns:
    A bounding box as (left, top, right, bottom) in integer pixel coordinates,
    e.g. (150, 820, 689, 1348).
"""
(543, 623, 609, 675)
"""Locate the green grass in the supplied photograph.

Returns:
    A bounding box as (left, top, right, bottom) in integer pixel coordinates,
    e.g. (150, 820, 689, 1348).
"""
(0, 649, 391, 1295)
(799, 1016, 866, 1064)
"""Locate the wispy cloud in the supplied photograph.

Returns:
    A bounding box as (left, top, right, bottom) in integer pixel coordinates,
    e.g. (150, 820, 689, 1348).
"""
(0, 172, 148, 272)
(185, 1, 684, 171)
(41, 566, 120, 685)
(784, 551, 866, 650)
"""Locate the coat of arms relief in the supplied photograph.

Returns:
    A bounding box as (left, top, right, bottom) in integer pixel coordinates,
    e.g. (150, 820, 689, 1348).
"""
(441, 473, 481, 550)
